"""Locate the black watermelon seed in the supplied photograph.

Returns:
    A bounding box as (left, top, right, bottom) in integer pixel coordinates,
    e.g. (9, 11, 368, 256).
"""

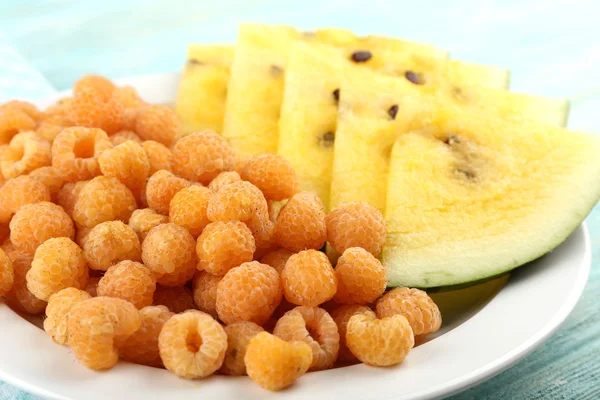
(350, 50, 372, 62)
(319, 132, 335, 148)
(270, 64, 283, 76)
(333, 89, 340, 103)
(388, 104, 399, 120)
(187, 59, 204, 65)
(405, 70, 422, 85)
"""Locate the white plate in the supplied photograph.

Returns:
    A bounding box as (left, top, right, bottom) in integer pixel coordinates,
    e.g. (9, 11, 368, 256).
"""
(0, 73, 591, 400)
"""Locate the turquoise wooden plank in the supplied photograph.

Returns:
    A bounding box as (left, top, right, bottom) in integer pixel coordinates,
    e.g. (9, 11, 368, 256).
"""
(0, 1, 599, 399)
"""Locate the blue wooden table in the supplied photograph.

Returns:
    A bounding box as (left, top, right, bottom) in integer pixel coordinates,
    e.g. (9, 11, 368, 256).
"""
(0, 1, 599, 399)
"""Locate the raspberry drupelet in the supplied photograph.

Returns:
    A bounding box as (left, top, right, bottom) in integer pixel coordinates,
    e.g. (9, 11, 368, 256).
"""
(83, 220, 141, 271)
(275, 192, 327, 252)
(153, 285, 196, 314)
(241, 153, 299, 201)
(128, 208, 169, 242)
(169, 185, 213, 238)
(158, 310, 227, 379)
(274, 306, 339, 371)
(196, 221, 255, 276)
(171, 131, 235, 185)
(216, 261, 282, 325)
(43, 287, 92, 345)
(334, 247, 387, 305)
(0, 132, 51, 179)
(135, 105, 179, 147)
(281, 249, 337, 307)
(220, 321, 264, 376)
(145, 170, 191, 215)
(97, 261, 156, 309)
(192, 271, 221, 319)
(375, 287, 442, 336)
(330, 304, 376, 362)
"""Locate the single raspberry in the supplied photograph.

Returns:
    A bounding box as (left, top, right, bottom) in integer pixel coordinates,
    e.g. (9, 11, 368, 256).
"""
(56, 180, 87, 217)
(10, 202, 75, 256)
(169, 185, 213, 238)
(84, 276, 101, 297)
(241, 154, 299, 201)
(220, 321, 264, 376)
(1, 100, 42, 122)
(330, 304, 376, 362)
(146, 170, 191, 215)
(346, 313, 414, 366)
(97, 260, 156, 309)
(112, 85, 144, 108)
(0, 175, 51, 223)
(0, 247, 14, 296)
(135, 105, 179, 147)
(73, 176, 137, 228)
(43, 287, 91, 345)
(245, 332, 312, 391)
(375, 287, 442, 336)
(207, 181, 272, 248)
(51, 127, 112, 182)
(99, 140, 149, 193)
(171, 132, 235, 184)
(43, 97, 72, 119)
(36, 114, 69, 143)
(158, 310, 227, 379)
(273, 306, 339, 371)
(196, 221, 255, 276)
(192, 271, 220, 319)
(281, 250, 337, 307)
(153, 285, 196, 313)
(207, 171, 241, 193)
(120, 305, 174, 368)
(67, 296, 141, 370)
(2, 241, 46, 314)
(0, 106, 37, 144)
(0, 132, 51, 179)
(84, 221, 140, 271)
(128, 208, 168, 241)
(216, 261, 282, 325)
(110, 130, 142, 146)
(26, 237, 88, 301)
(69, 85, 125, 134)
(141, 223, 196, 278)
(73, 75, 116, 100)
(142, 140, 172, 175)
(260, 248, 293, 275)
(334, 247, 387, 305)
(326, 202, 386, 257)
(28, 166, 64, 202)
(275, 192, 326, 252)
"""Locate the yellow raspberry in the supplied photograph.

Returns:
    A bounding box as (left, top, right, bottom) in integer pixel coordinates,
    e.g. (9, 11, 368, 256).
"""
(281, 250, 337, 307)
(245, 331, 312, 391)
(28, 166, 64, 202)
(274, 306, 339, 371)
(275, 192, 326, 252)
(0, 247, 14, 296)
(36, 113, 70, 143)
(110, 130, 142, 146)
(112, 85, 144, 108)
(9, 201, 75, 256)
(141, 222, 196, 278)
(196, 221, 255, 276)
(192, 271, 220, 319)
(142, 140, 172, 175)
(158, 310, 227, 379)
(56, 180, 87, 217)
(207, 171, 241, 192)
(216, 261, 282, 325)
(51, 127, 112, 182)
(82, 220, 141, 272)
(334, 247, 387, 305)
(169, 185, 213, 238)
(120, 305, 174, 368)
(330, 304, 376, 362)
(0, 106, 37, 145)
(146, 170, 191, 215)
(171, 132, 235, 185)
(73, 75, 116, 100)
(67, 297, 141, 370)
(26, 237, 88, 301)
(135, 105, 179, 147)
(375, 287, 442, 336)
(2, 241, 46, 314)
(84, 276, 101, 297)
(346, 313, 414, 367)
(326, 202, 386, 257)
(128, 208, 168, 241)
(153, 285, 196, 314)
(97, 260, 156, 309)
(260, 248, 293, 275)
(73, 176, 137, 228)
(121, 108, 138, 132)
(0, 132, 51, 179)
(220, 321, 264, 376)
(98, 140, 150, 194)
(241, 154, 299, 201)
(0, 175, 51, 223)
(44, 287, 91, 345)
(69, 84, 125, 134)
(1, 100, 42, 122)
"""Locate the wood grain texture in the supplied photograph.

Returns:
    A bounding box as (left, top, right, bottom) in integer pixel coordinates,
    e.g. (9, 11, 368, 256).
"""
(0, 1, 598, 399)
